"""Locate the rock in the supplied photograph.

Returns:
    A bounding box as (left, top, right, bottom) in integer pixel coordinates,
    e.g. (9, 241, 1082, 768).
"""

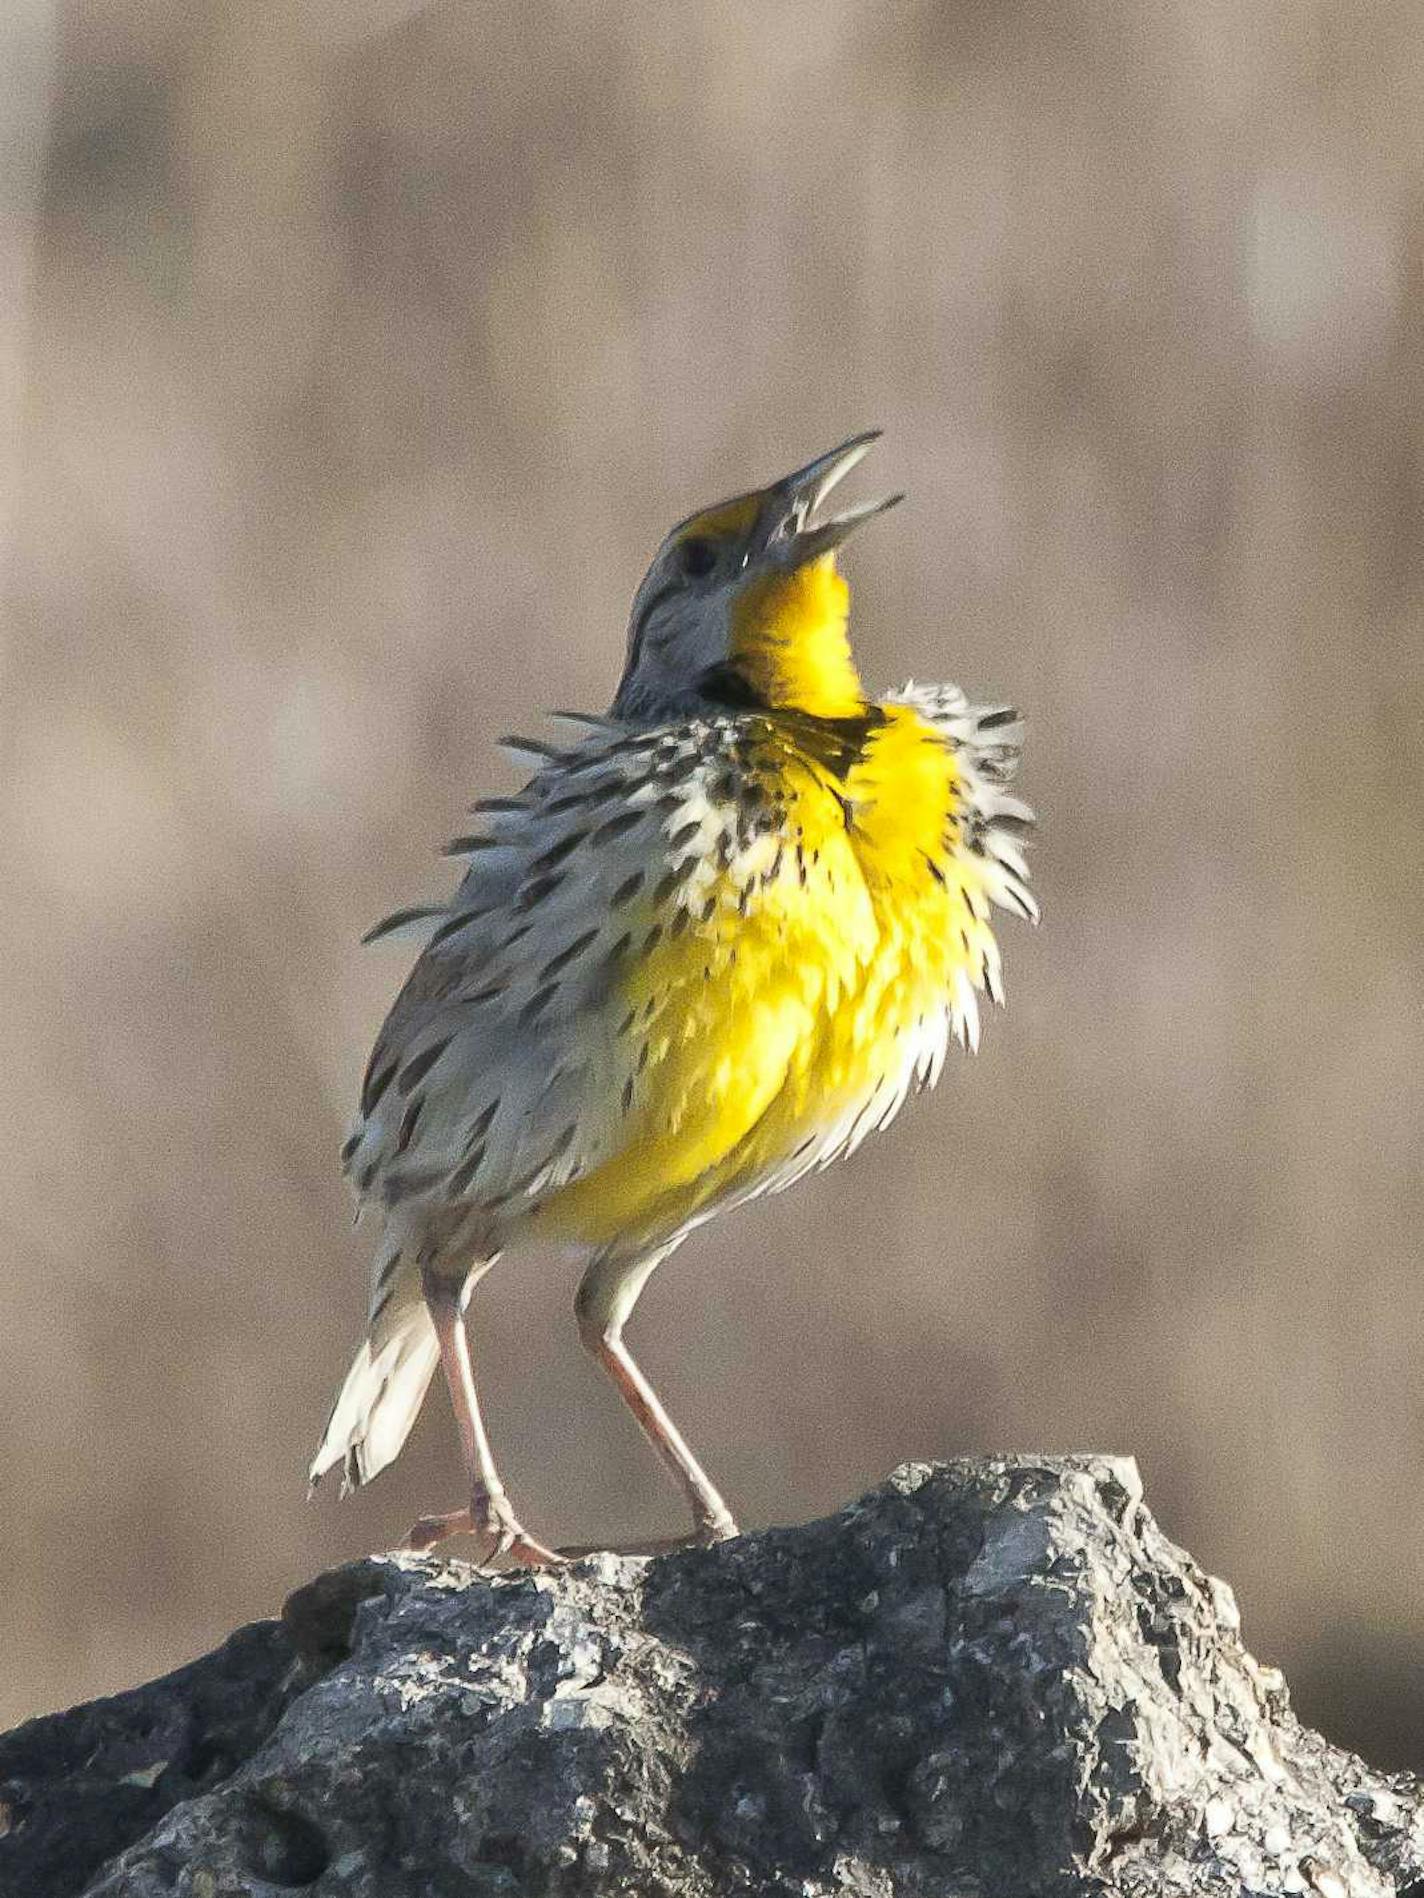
(2, 1456, 1421, 1896)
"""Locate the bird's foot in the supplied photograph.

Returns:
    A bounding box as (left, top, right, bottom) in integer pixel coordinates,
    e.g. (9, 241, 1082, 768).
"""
(403, 1507, 476, 1552)
(404, 1488, 565, 1568)
(692, 1507, 740, 1546)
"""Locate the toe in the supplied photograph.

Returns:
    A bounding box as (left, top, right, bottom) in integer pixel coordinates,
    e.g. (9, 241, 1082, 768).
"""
(404, 1507, 475, 1551)
(694, 1512, 740, 1546)
(470, 1495, 565, 1569)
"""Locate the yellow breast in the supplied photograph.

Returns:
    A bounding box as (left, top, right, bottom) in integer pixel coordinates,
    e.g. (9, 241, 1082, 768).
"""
(533, 704, 1000, 1250)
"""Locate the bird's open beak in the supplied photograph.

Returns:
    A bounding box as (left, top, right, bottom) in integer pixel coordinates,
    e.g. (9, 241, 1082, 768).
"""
(760, 430, 903, 565)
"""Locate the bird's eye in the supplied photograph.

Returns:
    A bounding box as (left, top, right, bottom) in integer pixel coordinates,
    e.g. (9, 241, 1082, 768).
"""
(676, 536, 718, 579)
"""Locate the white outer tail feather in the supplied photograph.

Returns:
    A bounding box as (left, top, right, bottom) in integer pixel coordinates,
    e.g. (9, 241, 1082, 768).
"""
(308, 1273, 439, 1495)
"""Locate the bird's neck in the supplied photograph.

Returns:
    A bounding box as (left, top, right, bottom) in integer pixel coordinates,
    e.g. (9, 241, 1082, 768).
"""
(727, 557, 866, 720)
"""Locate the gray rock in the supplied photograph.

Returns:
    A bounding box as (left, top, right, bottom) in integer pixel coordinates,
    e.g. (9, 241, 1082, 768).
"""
(3, 1457, 1421, 1896)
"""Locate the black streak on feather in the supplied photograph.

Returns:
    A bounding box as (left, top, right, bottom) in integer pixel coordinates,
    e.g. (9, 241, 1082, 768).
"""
(398, 1037, 452, 1096)
(362, 905, 445, 946)
(500, 733, 563, 760)
(461, 981, 505, 1006)
(448, 1147, 485, 1197)
(427, 911, 479, 951)
(594, 808, 644, 845)
(441, 835, 502, 857)
(519, 982, 560, 1025)
(518, 872, 564, 911)
(382, 1165, 445, 1207)
(361, 1056, 398, 1115)
(373, 1249, 404, 1291)
(530, 831, 587, 874)
(538, 927, 599, 983)
(396, 1096, 424, 1154)
(543, 788, 603, 815)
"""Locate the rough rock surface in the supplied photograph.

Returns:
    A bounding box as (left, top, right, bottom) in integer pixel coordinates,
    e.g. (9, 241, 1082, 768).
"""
(3, 1457, 1421, 1897)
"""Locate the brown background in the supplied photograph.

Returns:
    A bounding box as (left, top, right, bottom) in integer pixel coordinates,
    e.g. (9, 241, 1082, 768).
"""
(3, 1, 1422, 1767)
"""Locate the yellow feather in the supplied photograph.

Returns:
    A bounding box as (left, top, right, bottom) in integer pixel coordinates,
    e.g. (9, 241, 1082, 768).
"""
(533, 705, 992, 1249)
(680, 494, 761, 541)
(729, 555, 864, 719)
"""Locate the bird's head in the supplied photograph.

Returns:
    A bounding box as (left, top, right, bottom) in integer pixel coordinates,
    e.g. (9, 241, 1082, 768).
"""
(612, 431, 901, 724)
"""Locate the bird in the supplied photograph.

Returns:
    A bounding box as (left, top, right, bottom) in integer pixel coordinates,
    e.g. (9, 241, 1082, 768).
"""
(309, 431, 1037, 1565)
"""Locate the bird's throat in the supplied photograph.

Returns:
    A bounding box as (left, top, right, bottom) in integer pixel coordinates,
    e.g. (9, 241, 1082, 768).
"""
(727, 557, 866, 720)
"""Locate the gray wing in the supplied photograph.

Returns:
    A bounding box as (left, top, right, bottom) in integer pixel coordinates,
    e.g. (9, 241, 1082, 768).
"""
(343, 721, 726, 1288)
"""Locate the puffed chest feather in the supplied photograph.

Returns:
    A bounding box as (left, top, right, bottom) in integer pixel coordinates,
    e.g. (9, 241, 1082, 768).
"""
(347, 693, 1033, 1264)
(529, 706, 998, 1247)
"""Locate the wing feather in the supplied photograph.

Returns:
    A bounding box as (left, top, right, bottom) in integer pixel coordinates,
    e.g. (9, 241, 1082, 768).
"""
(345, 724, 728, 1262)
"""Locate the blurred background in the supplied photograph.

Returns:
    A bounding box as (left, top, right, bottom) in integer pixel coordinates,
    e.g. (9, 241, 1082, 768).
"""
(3, 0, 1422, 1769)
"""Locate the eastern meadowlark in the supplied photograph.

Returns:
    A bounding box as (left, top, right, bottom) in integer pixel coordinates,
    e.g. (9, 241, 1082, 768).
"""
(310, 432, 1037, 1564)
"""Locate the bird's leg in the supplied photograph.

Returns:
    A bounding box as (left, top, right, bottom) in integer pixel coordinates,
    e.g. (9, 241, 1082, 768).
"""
(406, 1266, 564, 1567)
(575, 1247, 740, 1546)
(592, 1335, 741, 1545)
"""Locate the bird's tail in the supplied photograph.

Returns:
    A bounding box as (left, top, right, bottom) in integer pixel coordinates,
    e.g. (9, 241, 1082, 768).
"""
(309, 1269, 440, 1495)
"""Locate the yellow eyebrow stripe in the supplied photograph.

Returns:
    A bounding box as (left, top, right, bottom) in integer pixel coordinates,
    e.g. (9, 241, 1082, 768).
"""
(679, 494, 760, 541)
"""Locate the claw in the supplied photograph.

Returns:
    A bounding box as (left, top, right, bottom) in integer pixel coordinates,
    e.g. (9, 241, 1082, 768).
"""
(693, 1509, 740, 1547)
(404, 1506, 476, 1552)
(403, 1491, 565, 1569)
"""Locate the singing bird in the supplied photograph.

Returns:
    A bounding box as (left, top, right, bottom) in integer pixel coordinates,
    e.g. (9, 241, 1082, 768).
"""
(310, 433, 1037, 1563)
